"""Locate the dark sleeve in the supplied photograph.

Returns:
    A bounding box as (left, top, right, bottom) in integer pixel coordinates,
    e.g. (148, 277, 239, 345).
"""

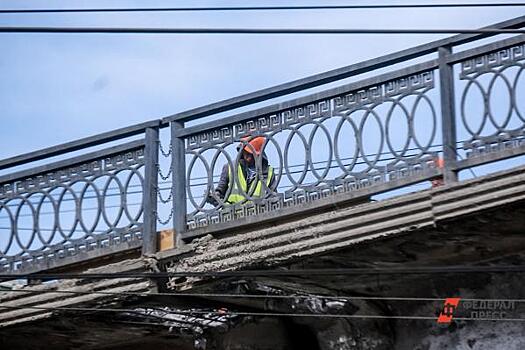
(215, 164, 230, 199)
(267, 166, 277, 194)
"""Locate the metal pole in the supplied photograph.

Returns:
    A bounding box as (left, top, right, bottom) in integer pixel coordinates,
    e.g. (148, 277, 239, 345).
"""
(142, 126, 159, 255)
(438, 46, 458, 183)
(171, 121, 187, 247)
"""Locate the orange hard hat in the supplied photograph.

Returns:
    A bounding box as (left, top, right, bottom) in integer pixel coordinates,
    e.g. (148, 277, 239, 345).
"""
(240, 136, 265, 155)
(435, 157, 445, 169)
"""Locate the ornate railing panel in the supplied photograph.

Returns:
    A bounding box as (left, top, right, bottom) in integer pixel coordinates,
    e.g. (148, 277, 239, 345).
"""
(183, 68, 443, 230)
(456, 40, 525, 165)
(0, 142, 145, 272)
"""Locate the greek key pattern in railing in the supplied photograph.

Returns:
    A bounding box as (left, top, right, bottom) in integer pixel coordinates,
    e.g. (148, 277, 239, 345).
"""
(0, 147, 145, 272)
(185, 70, 442, 230)
(459, 42, 525, 160)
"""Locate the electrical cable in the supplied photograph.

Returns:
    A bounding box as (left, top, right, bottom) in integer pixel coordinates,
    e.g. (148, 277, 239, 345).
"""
(0, 303, 440, 320)
(9, 202, 143, 219)
(0, 133, 514, 210)
(9, 145, 438, 192)
(7, 131, 510, 210)
(1, 304, 524, 322)
(2, 27, 525, 35)
(2, 265, 525, 280)
(2, 286, 525, 304)
(1, 3, 525, 14)
(0, 134, 501, 205)
(0, 226, 111, 233)
(1, 131, 509, 208)
(0, 143, 444, 211)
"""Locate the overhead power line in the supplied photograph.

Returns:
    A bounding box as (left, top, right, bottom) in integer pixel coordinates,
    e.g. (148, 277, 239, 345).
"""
(2, 265, 525, 280)
(1, 27, 525, 35)
(1, 3, 525, 14)
(0, 303, 440, 321)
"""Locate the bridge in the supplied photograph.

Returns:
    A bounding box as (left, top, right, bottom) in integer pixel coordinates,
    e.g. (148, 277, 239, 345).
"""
(1, 15, 525, 350)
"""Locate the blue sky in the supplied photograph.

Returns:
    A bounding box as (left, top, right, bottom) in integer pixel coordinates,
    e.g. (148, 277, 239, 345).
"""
(0, 0, 521, 159)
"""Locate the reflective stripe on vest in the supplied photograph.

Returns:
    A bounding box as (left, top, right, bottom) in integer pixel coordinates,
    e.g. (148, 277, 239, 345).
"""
(227, 165, 273, 204)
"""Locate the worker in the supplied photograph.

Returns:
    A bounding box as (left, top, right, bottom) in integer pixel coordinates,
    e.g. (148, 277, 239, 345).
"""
(431, 156, 445, 188)
(207, 136, 276, 206)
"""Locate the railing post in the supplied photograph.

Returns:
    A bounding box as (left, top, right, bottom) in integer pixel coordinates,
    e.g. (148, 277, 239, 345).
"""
(142, 126, 159, 255)
(171, 121, 187, 247)
(438, 46, 459, 183)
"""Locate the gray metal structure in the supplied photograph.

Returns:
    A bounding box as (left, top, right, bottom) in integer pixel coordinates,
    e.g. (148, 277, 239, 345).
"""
(1, 16, 525, 275)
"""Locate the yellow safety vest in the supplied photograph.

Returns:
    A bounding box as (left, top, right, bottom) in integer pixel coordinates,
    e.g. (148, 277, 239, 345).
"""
(227, 164, 274, 204)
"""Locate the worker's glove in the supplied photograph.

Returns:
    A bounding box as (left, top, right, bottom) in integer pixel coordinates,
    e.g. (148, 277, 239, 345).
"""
(205, 190, 220, 207)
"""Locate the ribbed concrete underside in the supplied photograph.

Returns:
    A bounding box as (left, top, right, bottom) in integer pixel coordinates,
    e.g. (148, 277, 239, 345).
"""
(162, 164, 525, 281)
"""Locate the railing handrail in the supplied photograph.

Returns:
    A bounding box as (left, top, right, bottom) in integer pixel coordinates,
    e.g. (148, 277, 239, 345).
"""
(0, 139, 145, 185)
(0, 120, 159, 171)
(175, 59, 439, 139)
(162, 15, 525, 124)
(446, 33, 525, 65)
(2, 15, 524, 172)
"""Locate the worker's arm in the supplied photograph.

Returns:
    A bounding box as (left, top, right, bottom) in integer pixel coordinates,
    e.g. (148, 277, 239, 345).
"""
(214, 164, 230, 199)
(206, 164, 230, 206)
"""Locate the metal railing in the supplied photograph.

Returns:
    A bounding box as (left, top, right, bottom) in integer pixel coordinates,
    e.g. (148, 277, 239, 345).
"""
(2, 16, 525, 274)
(0, 140, 148, 273)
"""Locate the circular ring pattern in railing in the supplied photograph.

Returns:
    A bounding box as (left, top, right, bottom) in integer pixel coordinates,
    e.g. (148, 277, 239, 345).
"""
(461, 78, 488, 138)
(409, 92, 438, 154)
(460, 63, 525, 140)
(0, 161, 145, 265)
(487, 70, 513, 131)
(512, 64, 525, 123)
